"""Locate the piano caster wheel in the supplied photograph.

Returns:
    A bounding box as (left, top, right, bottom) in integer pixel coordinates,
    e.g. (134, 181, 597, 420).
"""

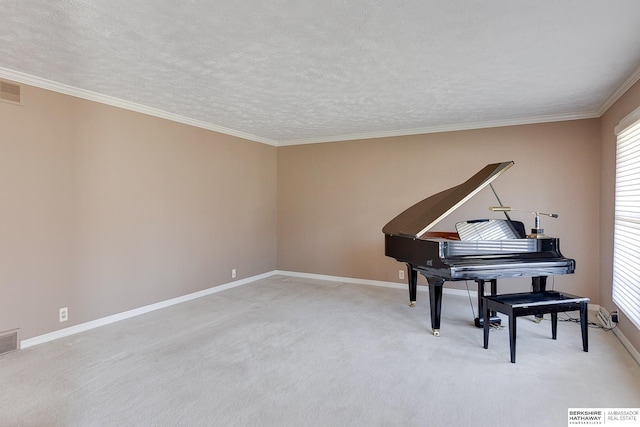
(432, 329, 440, 337)
(533, 317, 543, 323)
(409, 301, 416, 307)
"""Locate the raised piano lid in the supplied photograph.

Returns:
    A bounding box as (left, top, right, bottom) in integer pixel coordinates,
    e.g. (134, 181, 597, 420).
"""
(382, 161, 514, 237)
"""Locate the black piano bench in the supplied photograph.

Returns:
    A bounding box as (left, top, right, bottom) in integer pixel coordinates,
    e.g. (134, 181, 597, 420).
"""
(482, 291, 589, 363)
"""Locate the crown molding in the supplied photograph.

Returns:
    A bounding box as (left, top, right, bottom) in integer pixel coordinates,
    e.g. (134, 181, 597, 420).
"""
(0, 67, 279, 146)
(276, 111, 600, 146)
(598, 64, 640, 116)
(3, 64, 638, 148)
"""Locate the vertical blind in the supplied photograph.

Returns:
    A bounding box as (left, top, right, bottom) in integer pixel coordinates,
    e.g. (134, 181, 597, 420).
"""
(614, 106, 640, 330)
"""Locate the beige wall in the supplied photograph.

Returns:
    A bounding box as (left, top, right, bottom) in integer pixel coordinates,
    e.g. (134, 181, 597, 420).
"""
(278, 120, 601, 301)
(3, 78, 640, 353)
(600, 80, 640, 352)
(0, 84, 278, 340)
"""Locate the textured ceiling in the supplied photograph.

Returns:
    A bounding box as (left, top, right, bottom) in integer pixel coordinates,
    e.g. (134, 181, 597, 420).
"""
(2, 1, 640, 145)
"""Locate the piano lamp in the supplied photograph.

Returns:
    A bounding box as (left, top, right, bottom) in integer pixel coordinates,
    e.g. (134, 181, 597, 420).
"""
(489, 206, 559, 239)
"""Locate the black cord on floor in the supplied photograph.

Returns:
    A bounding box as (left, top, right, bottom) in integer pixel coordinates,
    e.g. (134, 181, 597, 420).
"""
(557, 311, 618, 331)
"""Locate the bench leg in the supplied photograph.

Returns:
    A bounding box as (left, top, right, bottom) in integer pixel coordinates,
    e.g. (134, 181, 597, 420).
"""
(483, 304, 490, 349)
(551, 312, 558, 340)
(509, 315, 516, 363)
(580, 302, 589, 352)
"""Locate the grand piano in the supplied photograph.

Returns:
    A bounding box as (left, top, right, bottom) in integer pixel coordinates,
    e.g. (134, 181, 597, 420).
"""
(383, 161, 575, 336)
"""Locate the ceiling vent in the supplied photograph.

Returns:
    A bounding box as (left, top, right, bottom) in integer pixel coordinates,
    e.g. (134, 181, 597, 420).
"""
(0, 80, 21, 104)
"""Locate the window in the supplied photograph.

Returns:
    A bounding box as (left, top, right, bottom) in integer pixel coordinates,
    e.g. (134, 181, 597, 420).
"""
(613, 106, 640, 330)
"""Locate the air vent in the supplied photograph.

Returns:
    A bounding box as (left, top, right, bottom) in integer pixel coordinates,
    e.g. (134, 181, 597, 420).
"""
(0, 80, 21, 104)
(0, 329, 19, 355)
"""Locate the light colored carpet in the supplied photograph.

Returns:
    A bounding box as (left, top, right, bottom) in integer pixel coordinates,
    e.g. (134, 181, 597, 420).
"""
(2, 275, 640, 426)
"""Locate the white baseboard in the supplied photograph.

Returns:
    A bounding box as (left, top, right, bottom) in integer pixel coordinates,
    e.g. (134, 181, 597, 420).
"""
(20, 271, 278, 349)
(276, 271, 640, 365)
(19, 269, 640, 366)
(19, 270, 446, 349)
(274, 270, 474, 297)
(274, 270, 409, 291)
(580, 304, 640, 366)
(613, 328, 640, 366)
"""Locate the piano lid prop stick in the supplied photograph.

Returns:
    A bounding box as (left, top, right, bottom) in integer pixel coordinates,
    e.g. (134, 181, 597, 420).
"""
(489, 184, 512, 221)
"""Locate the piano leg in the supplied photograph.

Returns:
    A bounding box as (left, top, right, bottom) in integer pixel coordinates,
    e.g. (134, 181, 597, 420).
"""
(532, 276, 547, 292)
(406, 264, 418, 307)
(426, 277, 444, 336)
(532, 276, 548, 322)
(474, 279, 501, 328)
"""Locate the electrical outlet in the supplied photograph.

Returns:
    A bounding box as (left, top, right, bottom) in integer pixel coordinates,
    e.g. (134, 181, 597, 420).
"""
(399, 270, 405, 280)
(59, 307, 68, 323)
(231, 268, 237, 279)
